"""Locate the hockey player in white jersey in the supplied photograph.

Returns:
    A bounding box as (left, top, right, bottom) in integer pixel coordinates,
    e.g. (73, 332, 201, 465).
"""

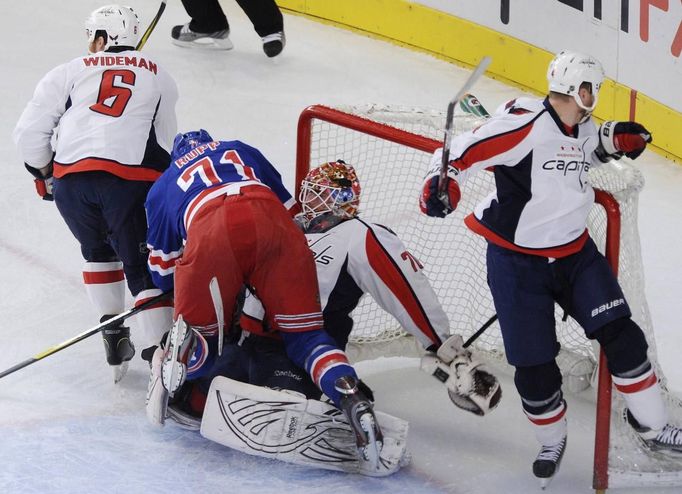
(13, 5, 178, 381)
(420, 50, 682, 487)
(239, 160, 501, 417)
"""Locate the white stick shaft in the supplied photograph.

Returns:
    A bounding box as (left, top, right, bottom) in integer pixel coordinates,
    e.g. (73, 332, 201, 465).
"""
(209, 277, 225, 356)
(438, 56, 492, 197)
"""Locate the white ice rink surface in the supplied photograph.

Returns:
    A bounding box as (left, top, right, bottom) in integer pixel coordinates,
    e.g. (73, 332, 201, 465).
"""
(2, 2, 682, 493)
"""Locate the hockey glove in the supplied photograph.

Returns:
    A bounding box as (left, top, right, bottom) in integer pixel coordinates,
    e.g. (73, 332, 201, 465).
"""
(597, 121, 652, 161)
(25, 163, 54, 201)
(420, 334, 502, 416)
(419, 167, 461, 218)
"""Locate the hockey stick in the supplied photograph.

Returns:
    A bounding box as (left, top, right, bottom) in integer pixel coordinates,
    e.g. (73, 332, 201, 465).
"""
(462, 314, 498, 348)
(438, 56, 492, 198)
(136, 0, 167, 51)
(0, 291, 172, 380)
(209, 277, 225, 357)
(459, 93, 492, 119)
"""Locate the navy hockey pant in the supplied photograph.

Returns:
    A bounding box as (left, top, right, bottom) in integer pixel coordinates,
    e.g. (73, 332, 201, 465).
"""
(53, 172, 155, 296)
(192, 334, 321, 400)
(486, 237, 631, 367)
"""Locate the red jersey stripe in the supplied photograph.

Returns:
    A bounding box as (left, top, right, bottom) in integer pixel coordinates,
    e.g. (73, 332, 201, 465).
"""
(365, 229, 441, 345)
(455, 118, 536, 172)
(148, 254, 180, 270)
(54, 159, 162, 181)
(464, 214, 589, 258)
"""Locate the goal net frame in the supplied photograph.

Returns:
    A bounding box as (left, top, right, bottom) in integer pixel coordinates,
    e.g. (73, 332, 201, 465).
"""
(294, 104, 680, 492)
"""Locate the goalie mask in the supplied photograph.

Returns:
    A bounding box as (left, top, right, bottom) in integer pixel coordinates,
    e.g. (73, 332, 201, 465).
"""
(547, 50, 604, 119)
(85, 5, 140, 50)
(299, 160, 361, 226)
(172, 129, 214, 158)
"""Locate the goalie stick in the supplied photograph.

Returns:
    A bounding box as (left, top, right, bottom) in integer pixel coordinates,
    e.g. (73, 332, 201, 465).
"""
(135, 1, 167, 51)
(0, 291, 172, 380)
(438, 56, 492, 198)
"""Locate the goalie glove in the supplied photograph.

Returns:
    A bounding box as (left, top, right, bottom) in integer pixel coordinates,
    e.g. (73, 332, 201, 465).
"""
(25, 162, 54, 201)
(596, 121, 652, 161)
(419, 165, 461, 218)
(420, 334, 502, 416)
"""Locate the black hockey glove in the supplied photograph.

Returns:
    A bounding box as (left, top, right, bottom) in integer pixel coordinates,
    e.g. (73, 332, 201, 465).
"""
(596, 121, 652, 161)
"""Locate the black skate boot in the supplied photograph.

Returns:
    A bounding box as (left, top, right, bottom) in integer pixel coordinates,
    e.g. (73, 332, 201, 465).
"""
(261, 31, 285, 58)
(533, 436, 567, 489)
(101, 315, 135, 383)
(626, 409, 682, 455)
(335, 376, 383, 470)
(171, 22, 233, 50)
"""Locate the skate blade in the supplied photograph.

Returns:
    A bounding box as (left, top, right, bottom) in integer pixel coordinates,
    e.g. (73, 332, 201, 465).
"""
(113, 361, 129, 384)
(145, 374, 169, 427)
(539, 476, 553, 490)
(359, 413, 381, 471)
(171, 38, 233, 50)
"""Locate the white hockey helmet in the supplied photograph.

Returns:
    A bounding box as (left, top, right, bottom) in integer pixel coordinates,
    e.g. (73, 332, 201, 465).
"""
(85, 5, 140, 50)
(547, 50, 605, 114)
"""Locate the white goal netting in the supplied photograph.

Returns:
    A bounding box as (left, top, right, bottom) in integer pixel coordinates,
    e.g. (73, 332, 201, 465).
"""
(296, 104, 682, 489)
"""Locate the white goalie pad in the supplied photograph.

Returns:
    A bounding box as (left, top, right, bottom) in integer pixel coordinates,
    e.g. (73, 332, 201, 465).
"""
(200, 376, 410, 476)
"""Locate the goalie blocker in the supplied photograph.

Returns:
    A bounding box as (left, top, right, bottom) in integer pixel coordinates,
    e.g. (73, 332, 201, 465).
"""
(199, 376, 409, 476)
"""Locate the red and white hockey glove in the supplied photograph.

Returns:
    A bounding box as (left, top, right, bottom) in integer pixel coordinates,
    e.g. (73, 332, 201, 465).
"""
(419, 167, 461, 218)
(597, 121, 652, 161)
(25, 163, 54, 201)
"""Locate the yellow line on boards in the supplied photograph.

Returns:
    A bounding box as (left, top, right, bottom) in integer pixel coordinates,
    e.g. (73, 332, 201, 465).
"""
(278, 0, 681, 164)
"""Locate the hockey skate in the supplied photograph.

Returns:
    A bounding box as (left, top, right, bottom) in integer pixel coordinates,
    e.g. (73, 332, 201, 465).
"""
(171, 23, 233, 50)
(100, 315, 135, 383)
(145, 316, 196, 426)
(335, 375, 384, 471)
(533, 436, 567, 489)
(626, 409, 682, 455)
(262, 31, 285, 58)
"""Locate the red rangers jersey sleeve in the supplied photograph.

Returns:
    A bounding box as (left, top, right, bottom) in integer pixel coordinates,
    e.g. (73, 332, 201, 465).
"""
(13, 50, 178, 180)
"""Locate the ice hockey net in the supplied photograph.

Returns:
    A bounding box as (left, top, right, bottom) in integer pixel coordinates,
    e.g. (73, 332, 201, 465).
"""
(295, 104, 682, 491)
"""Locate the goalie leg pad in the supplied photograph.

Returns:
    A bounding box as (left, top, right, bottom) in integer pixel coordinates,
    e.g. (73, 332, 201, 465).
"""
(199, 376, 409, 476)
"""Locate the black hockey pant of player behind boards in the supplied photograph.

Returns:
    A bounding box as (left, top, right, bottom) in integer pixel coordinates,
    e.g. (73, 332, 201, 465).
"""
(182, 0, 283, 38)
(53, 171, 155, 297)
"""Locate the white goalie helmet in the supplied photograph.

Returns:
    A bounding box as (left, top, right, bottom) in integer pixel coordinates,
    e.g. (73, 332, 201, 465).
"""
(547, 50, 605, 114)
(85, 5, 140, 50)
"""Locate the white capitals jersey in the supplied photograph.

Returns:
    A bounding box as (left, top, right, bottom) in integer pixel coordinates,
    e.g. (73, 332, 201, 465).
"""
(241, 217, 450, 350)
(429, 97, 605, 258)
(14, 50, 178, 180)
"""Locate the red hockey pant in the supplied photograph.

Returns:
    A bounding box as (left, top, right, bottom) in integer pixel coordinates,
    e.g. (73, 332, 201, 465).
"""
(174, 186, 322, 333)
